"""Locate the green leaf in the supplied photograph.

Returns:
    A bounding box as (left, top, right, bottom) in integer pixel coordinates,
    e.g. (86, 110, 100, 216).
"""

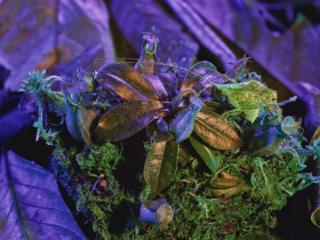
(189, 136, 221, 174)
(143, 136, 179, 193)
(194, 109, 242, 150)
(95, 100, 164, 142)
(311, 207, 320, 229)
(215, 80, 277, 123)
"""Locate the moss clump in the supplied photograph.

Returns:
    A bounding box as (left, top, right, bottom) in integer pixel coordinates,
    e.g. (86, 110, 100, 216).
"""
(53, 142, 129, 240)
(117, 144, 308, 240)
(50, 122, 315, 240)
(76, 142, 122, 176)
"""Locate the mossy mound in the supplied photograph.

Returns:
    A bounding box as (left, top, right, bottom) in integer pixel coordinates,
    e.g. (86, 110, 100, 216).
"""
(51, 133, 310, 239)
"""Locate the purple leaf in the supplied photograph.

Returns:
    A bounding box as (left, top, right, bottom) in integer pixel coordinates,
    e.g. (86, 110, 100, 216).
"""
(180, 61, 218, 92)
(158, 72, 179, 99)
(139, 199, 168, 223)
(225, 56, 250, 79)
(0, 151, 86, 239)
(0, 109, 34, 145)
(144, 75, 168, 101)
(0, 0, 114, 90)
(186, 0, 320, 96)
(170, 97, 203, 143)
(110, 0, 198, 68)
(165, 0, 237, 70)
(156, 118, 169, 134)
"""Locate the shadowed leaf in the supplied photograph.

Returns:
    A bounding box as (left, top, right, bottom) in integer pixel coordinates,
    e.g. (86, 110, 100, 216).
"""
(187, 0, 320, 97)
(144, 136, 179, 193)
(65, 96, 82, 141)
(165, 0, 236, 70)
(77, 107, 97, 145)
(177, 144, 195, 167)
(97, 63, 159, 101)
(180, 61, 217, 91)
(225, 57, 250, 79)
(194, 109, 242, 150)
(144, 75, 168, 101)
(0, 0, 114, 90)
(95, 100, 164, 142)
(311, 126, 320, 143)
(189, 136, 221, 174)
(0, 151, 86, 239)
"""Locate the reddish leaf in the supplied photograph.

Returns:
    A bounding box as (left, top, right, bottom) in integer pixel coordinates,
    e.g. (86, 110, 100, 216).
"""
(194, 109, 243, 150)
(97, 63, 160, 101)
(95, 100, 164, 142)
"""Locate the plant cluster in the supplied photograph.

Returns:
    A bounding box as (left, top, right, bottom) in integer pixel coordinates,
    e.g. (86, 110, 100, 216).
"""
(21, 33, 320, 239)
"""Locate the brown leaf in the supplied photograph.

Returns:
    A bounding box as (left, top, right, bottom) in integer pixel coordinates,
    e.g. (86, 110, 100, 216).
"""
(99, 71, 146, 101)
(0, 0, 114, 90)
(144, 136, 179, 193)
(94, 100, 164, 142)
(77, 107, 97, 145)
(211, 171, 248, 197)
(97, 63, 159, 101)
(211, 183, 248, 197)
(193, 109, 242, 150)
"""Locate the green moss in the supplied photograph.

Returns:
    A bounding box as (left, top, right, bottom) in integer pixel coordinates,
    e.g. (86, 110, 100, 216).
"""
(77, 142, 122, 176)
(53, 142, 128, 240)
(114, 142, 309, 240)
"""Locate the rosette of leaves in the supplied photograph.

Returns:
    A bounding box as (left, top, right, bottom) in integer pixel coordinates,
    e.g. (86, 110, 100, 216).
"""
(91, 34, 283, 196)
